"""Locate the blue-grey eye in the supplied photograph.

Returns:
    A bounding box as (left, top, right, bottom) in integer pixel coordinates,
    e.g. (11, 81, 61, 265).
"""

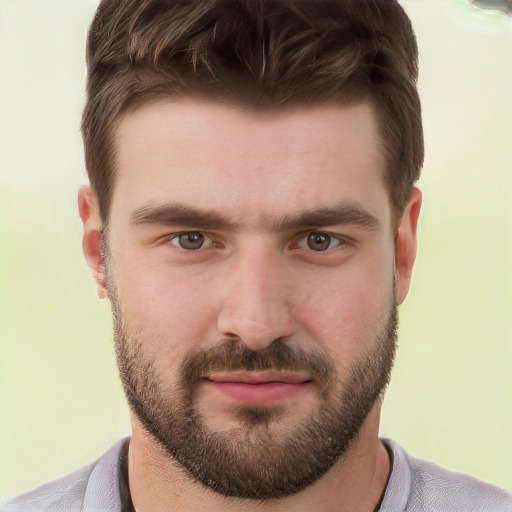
(175, 232, 205, 250)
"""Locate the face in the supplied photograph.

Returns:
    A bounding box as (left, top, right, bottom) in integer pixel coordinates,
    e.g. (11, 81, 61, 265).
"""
(83, 99, 419, 499)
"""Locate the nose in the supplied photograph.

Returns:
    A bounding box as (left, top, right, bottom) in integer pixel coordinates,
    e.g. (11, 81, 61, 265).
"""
(216, 244, 295, 351)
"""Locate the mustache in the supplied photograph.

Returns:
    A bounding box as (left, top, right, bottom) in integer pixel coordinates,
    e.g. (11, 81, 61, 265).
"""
(180, 339, 335, 388)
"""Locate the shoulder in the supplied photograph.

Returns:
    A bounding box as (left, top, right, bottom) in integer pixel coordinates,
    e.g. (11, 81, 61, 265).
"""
(0, 438, 127, 512)
(0, 464, 94, 512)
(380, 439, 512, 512)
(407, 454, 512, 512)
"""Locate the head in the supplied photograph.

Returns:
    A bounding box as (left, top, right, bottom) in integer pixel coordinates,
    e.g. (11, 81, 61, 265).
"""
(82, 0, 423, 226)
(79, 0, 423, 501)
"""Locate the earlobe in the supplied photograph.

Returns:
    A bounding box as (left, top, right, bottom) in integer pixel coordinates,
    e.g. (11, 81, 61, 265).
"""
(78, 186, 106, 298)
(395, 187, 422, 305)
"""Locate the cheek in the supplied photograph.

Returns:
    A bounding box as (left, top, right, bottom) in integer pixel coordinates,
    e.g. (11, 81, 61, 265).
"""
(111, 257, 220, 354)
(295, 253, 394, 361)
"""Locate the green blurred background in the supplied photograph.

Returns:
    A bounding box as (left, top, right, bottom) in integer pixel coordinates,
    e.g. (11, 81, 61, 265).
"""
(0, 0, 511, 498)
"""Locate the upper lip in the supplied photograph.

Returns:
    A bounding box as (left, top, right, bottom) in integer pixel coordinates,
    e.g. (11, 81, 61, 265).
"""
(205, 370, 311, 385)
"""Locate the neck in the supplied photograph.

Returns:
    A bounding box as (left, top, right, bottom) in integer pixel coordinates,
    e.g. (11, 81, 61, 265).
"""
(128, 405, 390, 512)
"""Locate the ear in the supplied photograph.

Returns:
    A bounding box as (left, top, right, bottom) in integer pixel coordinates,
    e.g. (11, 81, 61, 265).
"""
(395, 187, 422, 305)
(78, 185, 106, 299)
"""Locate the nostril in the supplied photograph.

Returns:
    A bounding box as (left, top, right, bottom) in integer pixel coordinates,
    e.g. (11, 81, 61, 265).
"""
(218, 311, 294, 352)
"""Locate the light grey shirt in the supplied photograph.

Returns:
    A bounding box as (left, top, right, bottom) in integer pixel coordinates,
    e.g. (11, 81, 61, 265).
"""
(1, 437, 511, 511)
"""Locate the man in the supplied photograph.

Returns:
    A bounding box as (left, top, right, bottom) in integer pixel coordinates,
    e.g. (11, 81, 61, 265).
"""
(2, 0, 511, 511)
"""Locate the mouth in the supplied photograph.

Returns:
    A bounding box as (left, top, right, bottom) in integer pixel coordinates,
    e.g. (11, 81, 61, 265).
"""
(203, 370, 312, 406)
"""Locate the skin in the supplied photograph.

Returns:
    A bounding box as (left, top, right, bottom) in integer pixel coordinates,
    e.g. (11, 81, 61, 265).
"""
(79, 99, 421, 511)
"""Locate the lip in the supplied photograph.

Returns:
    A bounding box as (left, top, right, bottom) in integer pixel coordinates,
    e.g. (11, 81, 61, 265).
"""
(207, 370, 310, 385)
(204, 371, 311, 406)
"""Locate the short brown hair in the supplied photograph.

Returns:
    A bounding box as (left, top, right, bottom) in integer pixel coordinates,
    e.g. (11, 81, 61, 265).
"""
(82, 0, 423, 223)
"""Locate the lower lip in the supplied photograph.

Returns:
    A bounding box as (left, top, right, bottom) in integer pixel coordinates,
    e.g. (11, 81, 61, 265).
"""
(206, 381, 309, 406)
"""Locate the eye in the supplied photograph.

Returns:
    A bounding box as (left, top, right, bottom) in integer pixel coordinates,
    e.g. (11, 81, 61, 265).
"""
(170, 232, 211, 250)
(297, 232, 341, 252)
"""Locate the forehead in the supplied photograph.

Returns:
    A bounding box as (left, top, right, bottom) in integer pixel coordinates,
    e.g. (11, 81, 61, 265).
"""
(111, 99, 390, 228)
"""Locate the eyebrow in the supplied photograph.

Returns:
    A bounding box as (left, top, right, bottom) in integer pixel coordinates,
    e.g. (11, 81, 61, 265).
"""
(276, 204, 379, 231)
(130, 202, 238, 230)
(129, 201, 379, 231)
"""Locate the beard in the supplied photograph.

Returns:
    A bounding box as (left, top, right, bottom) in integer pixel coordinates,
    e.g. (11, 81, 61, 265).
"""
(106, 266, 398, 499)
(112, 309, 398, 499)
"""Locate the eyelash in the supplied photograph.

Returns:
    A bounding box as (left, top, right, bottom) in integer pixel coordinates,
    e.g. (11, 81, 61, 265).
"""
(294, 232, 345, 252)
(168, 232, 213, 251)
(163, 231, 351, 253)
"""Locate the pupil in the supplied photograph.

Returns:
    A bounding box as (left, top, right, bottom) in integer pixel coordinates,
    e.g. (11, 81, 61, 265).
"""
(179, 232, 204, 250)
(308, 233, 330, 251)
